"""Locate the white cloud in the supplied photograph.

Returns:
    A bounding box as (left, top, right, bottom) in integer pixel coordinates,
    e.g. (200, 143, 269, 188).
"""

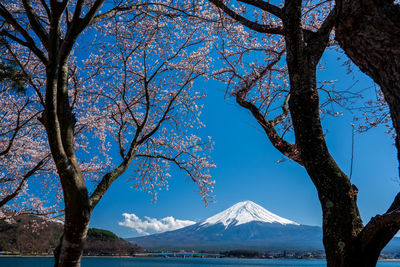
(118, 213, 196, 235)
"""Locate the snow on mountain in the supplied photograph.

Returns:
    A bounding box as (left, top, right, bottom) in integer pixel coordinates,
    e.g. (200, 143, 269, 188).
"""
(200, 200, 299, 227)
(127, 200, 322, 251)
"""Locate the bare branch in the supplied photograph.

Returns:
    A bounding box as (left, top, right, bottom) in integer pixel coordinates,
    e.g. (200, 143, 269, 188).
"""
(271, 93, 290, 126)
(387, 192, 400, 213)
(80, 0, 106, 28)
(358, 205, 400, 256)
(90, 4, 139, 24)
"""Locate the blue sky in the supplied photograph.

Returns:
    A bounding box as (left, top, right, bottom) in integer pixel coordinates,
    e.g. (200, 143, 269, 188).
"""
(89, 49, 399, 238)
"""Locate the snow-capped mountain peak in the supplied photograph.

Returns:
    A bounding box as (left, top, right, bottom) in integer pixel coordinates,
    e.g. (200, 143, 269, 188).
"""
(128, 200, 323, 251)
(200, 200, 299, 227)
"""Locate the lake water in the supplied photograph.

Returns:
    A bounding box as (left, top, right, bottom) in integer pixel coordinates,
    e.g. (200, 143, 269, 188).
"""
(0, 257, 399, 266)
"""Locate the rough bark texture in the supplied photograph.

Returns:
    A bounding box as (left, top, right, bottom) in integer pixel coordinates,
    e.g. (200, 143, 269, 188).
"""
(54, 211, 90, 267)
(335, 1, 400, 265)
(336, 0, 400, 171)
(282, 2, 363, 266)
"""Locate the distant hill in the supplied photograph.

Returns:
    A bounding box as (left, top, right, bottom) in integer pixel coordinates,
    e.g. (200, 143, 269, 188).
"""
(84, 228, 143, 256)
(0, 210, 143, 255)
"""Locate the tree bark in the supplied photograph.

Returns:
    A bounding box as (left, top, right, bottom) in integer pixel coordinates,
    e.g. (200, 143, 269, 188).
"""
(283, 2, 364, 266)
(334, 1, 400, 263)
(54, 206, 90, 267)
(335, 0, 400, 172)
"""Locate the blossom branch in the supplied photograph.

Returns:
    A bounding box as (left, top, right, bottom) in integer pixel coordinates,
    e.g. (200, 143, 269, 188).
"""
(21, 0, 49, 49)
(0, 100, 30, 156)
(0, 3, 48, 64)
(39, 0, 51, 19)
(90, 2, 214, 25)
(236, 91, 302, 164)
(0, 156, 49, 208)
(3, 40, 45, 106)
(209, 0, 284, 34)
(238, 0, 283, 18)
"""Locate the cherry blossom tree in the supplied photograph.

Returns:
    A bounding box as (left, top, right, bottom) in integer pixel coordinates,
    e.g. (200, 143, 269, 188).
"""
(0, 42, 57, 220)
(209, 0, 397, 265)
(0, 87, 53, 219)
(0, 1, 214, 266)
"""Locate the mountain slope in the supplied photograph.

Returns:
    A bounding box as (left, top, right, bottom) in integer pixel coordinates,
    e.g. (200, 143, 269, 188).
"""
(126, 201, 400, 253)
(201, 200, 299, 227)
(127, 201, 322, 251)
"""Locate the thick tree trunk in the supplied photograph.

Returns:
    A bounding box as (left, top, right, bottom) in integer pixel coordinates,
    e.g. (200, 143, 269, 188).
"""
(46, 62, 92, 266)
(54, 215, 90, 267)
(335, 1, 400, 263)
(288, 62, 364, 266)
(53, 172, 91, 267)
(51, 163, 91, 267)
(335, 0, 400, 172)
(283, 2, 366, 265)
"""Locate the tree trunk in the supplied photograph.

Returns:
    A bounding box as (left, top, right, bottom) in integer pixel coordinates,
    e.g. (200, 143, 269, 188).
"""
(335, 0, 400, 172)
(287, 61, 365, 266)
(54, 222, 89, 267)
(283, 2, 366, 265)
(334, 2, 400, 263)
(44, 40, 93, 266)
(53, 188, 91, 267)
(50, 162, 91, 267)
(54, 222, 90, 267)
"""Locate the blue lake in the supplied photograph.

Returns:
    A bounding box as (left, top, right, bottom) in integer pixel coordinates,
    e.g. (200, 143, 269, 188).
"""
(0, 257, 399, 266)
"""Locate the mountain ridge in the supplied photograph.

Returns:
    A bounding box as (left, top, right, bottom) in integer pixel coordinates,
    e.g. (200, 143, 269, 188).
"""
(127, 201, 322, 251)
(200, 200, 299, 227)
(126, 201, 400, 252)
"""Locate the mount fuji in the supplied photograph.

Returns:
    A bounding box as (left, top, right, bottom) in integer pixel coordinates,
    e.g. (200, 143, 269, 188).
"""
(127, 201, 323, 251)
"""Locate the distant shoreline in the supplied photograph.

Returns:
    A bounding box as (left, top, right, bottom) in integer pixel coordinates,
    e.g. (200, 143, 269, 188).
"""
(1, 255, 400, 261)
(0, 255, 132, 258)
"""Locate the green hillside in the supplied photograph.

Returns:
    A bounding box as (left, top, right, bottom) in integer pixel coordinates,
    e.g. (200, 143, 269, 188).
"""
(0, 211, 143, 256)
